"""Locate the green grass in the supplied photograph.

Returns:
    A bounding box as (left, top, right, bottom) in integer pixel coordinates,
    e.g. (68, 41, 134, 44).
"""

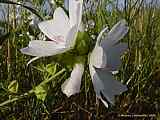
(0, 0, 160, 119)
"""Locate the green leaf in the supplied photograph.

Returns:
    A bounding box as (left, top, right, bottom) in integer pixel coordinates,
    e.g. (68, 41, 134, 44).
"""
(34, 84, 48, 101)
(46, 63, 57, 75)
(8, 80, 19, 93)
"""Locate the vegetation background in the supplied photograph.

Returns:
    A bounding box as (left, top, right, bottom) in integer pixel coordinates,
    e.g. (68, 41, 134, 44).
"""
(0, 0, 160, 119)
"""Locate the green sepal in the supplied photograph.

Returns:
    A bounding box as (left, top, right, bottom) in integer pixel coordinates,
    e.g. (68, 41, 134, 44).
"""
(50, 32, 90, 69)
(75, 31, 90, 55)
(8, 80, 19, 93)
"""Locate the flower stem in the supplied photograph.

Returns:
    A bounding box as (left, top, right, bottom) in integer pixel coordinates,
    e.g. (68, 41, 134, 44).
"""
(0, 69, 66, 107)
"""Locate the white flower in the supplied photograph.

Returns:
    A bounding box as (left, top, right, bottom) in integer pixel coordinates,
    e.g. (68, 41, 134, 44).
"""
(89, 19, 129, 107)
(62, 19, 129, 108)
(21, 0, 83, 57)
(20, 0, 128, 108)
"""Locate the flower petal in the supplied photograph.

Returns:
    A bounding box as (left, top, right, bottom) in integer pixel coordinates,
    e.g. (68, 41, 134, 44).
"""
(38, 7, 70, 43)
(20, 40, 67, 57)
(69, 0, 83, 27)
(89, 65, 108, 108)
(61, 63, 84, 97)
(100, 98, 109, 108)
(105, 43, 128, 71)
(65, 24, 78, 48)
(91, 20, 128, 69)
(89, 65, 103, 97)
(96, 26, 109, 46)
(89, 65, 127, 106)
(90, 46, 107, 68)
(96, 68, 127, 104)
(100, 19, 129, 49)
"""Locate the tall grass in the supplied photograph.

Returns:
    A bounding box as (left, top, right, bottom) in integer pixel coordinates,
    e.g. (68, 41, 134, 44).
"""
(0, 0, 160, 119)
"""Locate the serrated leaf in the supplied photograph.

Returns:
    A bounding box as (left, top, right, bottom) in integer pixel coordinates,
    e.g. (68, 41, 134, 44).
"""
(34, 84, 48, 101)
(46, 63, 57, 75)
(8, 80, 18, 93)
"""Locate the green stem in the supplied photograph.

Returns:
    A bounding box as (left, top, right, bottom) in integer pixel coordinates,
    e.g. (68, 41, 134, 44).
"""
(40, 68, 66, 85)
(0, 69, 65, 107)
(0, 90, 33, 107)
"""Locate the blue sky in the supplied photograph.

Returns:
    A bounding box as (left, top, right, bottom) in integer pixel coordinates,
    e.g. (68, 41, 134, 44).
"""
(106, 0, 160, 11)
